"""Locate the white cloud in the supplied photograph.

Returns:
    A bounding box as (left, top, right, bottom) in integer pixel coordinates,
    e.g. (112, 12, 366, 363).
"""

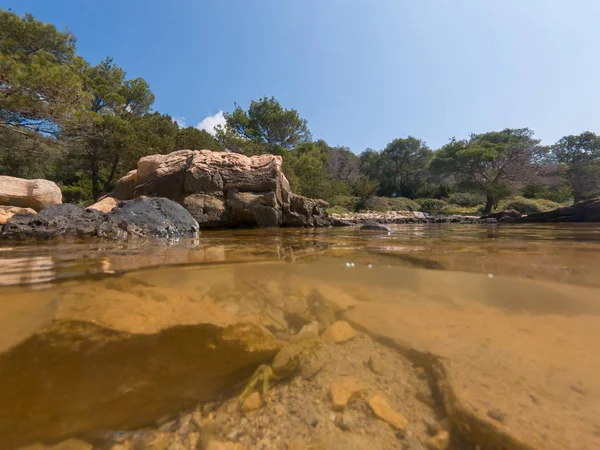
(196, 111, 226, 136)
(174, 116, 187, 128)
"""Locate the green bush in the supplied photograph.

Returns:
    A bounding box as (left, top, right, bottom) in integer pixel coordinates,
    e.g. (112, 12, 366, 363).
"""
(522, 185, 572, 204)
(330, 195, 360, 210)
(447, 192, 486, 207)
(360, 196, 389, 211)
(417, 198, 448, 214)
(387, 197, 420, 211)
(498, 196, 560, 215)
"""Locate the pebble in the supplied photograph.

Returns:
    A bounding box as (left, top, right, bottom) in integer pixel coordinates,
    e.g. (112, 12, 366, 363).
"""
(330, 376, 367, 410)
(335, 413, 356, 431)
(367, 356, 386, 375)
(367, 393, 408, 430)
(424, 430, 450, 450)
(241, 392, 263, 413)
(322, 321, 357, 344)
(424, 418, 442, 436)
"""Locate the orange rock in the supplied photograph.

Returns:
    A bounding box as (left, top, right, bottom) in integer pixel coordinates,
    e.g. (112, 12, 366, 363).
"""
(425, 430, 450, 450)
(323, 321, 357, 343)
(368, 393, 408, 430)
(87, 197, 118, 213)
(241, 391, 263, 413)
(330, 376, 367, 410)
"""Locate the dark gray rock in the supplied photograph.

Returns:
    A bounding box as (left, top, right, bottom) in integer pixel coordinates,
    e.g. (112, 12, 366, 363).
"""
(360, 221, 391, 232)
(516, 199, 600, 223)
(480, 209, 522, 221)
(331, 218, 354, 227)
(1, 197, 199, 241)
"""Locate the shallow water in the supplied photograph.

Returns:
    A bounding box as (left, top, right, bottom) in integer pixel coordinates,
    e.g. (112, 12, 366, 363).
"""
(1, 224, 600, 448)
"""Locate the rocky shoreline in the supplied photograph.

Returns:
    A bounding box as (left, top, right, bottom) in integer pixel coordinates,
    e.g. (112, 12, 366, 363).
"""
(331, 211, 492, 225)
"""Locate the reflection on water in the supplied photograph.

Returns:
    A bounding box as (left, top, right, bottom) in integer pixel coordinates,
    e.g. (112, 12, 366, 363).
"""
(1, 224, 600, 449)
(1, 224, 600, 288)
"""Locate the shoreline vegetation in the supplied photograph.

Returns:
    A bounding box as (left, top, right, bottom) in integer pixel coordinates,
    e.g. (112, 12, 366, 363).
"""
(2, 10, 600, 219)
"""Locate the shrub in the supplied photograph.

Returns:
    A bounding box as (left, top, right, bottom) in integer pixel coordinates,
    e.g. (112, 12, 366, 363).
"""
(447, 192, 486, 207)
(387, 197, 420, 211)
(330, 195, 360, 210)
(417, 198, 448, 214)
(360, 196, 389, 212)
(498, 196, 560, 215)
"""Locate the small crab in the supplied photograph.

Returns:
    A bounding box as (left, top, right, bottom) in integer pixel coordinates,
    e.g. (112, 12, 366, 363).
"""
(240, 337, 322, 401)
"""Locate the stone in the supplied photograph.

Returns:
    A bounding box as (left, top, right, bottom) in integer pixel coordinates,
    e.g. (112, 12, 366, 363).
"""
(323, 321, 357, 343)
(424, 430, 450, 450)
(0, 205, 35, 225)
(110, 149, 331, 228)
(241, 392, 263, 413)
(367, 393, 408, 430)
(0, 175, 62, 211)
(335, 412, 356, 431)
(424, 418, 442, 436)
(87, 196, 118, 213)
(1, 197, 199, 241)
(360, 221, 391, 232)
(0, 276, 279, 448)
(330, 376, 367, 411)
(479, 209, 522, 221)
(516, 198, 600, 223)
(366, 356, 386, 375)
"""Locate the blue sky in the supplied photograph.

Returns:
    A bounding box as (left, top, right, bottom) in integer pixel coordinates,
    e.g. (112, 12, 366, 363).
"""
(5, 0, 600, 151)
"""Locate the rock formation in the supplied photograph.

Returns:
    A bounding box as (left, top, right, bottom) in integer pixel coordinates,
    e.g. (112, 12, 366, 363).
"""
(108, 150, 331, 228)
(0, 175, 62, 211)
(1, 197, 199, 240)
(516, 198, 600, 222)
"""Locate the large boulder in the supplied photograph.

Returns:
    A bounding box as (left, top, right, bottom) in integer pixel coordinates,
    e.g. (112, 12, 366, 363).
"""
(517, 199, 600, 223)
(1, 197, 199, 241)
(110, 150, 331, 228)
(0, 175, 62, 211)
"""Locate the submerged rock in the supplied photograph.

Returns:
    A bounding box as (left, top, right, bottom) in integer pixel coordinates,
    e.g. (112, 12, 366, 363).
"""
(0, 277, 279, 449)
(110, 149, 331, 229)
(0, 197, 199, 240)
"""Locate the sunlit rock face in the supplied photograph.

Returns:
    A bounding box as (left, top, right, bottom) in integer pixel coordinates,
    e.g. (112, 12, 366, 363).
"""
(0, 175, 62, 211)
(109, 149, 331, 228)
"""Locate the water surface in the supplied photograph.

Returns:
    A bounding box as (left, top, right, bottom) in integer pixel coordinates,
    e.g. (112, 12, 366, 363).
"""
(1, 224, 599, 449)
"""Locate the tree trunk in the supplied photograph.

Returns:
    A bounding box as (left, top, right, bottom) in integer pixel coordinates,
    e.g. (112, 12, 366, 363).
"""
(483, 193, 494, 215)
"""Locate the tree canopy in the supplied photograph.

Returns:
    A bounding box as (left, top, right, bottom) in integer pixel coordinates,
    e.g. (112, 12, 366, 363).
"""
(1, 10, 598, 212)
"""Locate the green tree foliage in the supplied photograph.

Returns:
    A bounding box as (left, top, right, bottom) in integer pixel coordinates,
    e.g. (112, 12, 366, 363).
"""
(380, 137, 432, 198)
(64, 58, 156, 200)
(175, 126, 222, 151)
(551, 132, 600, 202)
(0, 10, 88, 134)
(217, 96, 311, 155)
(430, 129, 541, 213)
